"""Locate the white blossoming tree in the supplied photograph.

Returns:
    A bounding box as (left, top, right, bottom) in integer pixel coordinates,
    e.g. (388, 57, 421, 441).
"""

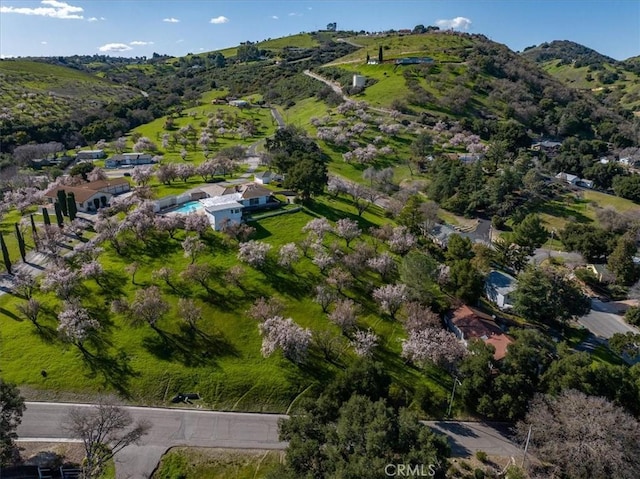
(259, 316, 312, 364)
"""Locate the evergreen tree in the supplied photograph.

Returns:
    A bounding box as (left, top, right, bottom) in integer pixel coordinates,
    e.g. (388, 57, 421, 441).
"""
(57, 189, 68, 216)
(54, 202, 64, 227)
(15, 223, 26, 262)
(0, 233, 11, 275)
(67, 192, 78, 221)
(378, 46, 383, 63)
(30, 214, 39, 250)
(42, 207, 51, 226)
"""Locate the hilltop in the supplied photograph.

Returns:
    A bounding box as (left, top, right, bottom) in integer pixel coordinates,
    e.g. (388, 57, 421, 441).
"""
(521, 40, 640, 113)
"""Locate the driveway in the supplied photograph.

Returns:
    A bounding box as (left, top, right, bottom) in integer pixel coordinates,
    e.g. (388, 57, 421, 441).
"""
(577, 299, 640, 339)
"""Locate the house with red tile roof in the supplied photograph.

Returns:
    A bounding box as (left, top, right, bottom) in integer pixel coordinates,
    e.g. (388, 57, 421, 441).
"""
(445, 304, 513, 360)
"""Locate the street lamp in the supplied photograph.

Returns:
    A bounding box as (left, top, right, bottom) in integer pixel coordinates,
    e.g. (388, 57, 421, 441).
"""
(446, 377, 462, 418)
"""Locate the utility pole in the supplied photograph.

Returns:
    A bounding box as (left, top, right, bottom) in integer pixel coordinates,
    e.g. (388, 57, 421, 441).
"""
(521, 424, 532, 469)
(446, 377, 462, 418)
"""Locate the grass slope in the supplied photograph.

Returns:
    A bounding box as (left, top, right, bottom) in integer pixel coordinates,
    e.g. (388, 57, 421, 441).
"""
(0, 60, 139, 126)
(0, 197, 449, 414)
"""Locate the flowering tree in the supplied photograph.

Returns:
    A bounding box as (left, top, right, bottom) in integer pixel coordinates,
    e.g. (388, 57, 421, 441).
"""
(17, 298, 41, 326)
(155, 164, 177, 185)
(129, 286, 170, 328)
(57, 300, 100, 347)
(122, 201, 156, 241)
(247, 296, 285, 322)
(12, 270, 36, 299)
(41, 264, 79, 299)
(314, 284, 337, 313)
(80, 260, 104, 285)
(351, 329, 378, 357)
(113, 137, 126, 153)
(328, 298, 358, 332)
(372, 283, 408, 319)
(131, 166, 153, 187)
(388, 226, 417, 255)
(178, 298, 202, 330)
(302, 217, 332, 241)
(67, 218, 89, 238)
(326, 267, 352, 294)
(175, 164, 195, 182)
(182, 235, 205, 264)
(224, 265, 244, 286)
(367, 252, 397, 282)
(184, 212, 210, 237)
(401, 328, 466, 372)
(259, 316, 312, 364)
(181, 263, 212, 292)
(237, 240, 271, 268)
(41, 224, 64, 256)
(334, 218, 361, 247)
(152, 267, 177, 293)
(87, 167, 108, 182)
(312, 250, 335, 274)
(401, 302, 442, 333)
(155, 215, 183, 239)
(133, 137, 157, 153)
(278, 243, 300, 270)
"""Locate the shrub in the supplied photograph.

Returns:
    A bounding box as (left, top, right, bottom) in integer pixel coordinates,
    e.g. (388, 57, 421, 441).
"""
(475, 450, 488, 463)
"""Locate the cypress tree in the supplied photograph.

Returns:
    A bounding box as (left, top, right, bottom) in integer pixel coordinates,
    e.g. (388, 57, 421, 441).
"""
(42, 207, 51, 226)
(30, 214, 39, 251)
(57, 189, 68, 216)
(378, 46, 383, 63)
(67, 192, 77, 221)
(54, 202, 64, 227)
(15, 223, 26, 262)
(1, 233, 12, 275)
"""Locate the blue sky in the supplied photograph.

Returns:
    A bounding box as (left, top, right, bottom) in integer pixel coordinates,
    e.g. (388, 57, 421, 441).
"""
(1, 1, 639, 60)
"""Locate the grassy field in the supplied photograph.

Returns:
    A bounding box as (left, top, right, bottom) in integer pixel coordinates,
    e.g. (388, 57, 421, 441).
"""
(152, 448, 283, 479)
(0, 196, 451, 415)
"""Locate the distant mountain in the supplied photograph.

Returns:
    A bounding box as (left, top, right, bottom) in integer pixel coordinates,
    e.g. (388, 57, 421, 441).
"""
(520, 40, 640, 113)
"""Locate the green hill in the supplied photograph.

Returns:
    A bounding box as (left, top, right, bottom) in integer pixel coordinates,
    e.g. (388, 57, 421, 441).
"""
(521, 40, 640, 113)
(0, 59, 140, 146)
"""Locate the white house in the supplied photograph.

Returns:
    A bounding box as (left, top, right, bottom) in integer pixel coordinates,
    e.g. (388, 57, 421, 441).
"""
(485, 270, 518, 310)
(76, 149, 105, 160)
(353, 75, 366, 88)
(555, 172, 579, 185)
(200, 194, 244, 231)
(253, 171, 282, 185)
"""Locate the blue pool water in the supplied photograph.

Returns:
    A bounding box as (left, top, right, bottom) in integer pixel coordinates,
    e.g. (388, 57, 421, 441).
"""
(174, 201, 203, 214)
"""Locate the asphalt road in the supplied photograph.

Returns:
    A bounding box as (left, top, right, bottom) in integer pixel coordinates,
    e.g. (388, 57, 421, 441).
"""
(577, 299, 640, 339)
(18, 402, 523, 479)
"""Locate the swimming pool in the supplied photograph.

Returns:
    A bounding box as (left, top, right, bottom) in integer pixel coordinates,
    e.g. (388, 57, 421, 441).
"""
(173, 201, 204, 214)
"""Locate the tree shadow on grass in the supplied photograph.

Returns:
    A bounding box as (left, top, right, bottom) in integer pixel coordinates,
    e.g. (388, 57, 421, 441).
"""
(79, 346, 138, 398)
(96, 270, 127, 299)
(0, 307, 22, 321)
(142, 325, 238, 368)
(259, 262, 315, 300)
(304, 198, 380, 231)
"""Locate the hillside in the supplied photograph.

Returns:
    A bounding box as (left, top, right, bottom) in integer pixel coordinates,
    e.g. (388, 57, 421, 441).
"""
(0, 60, 140, 148)
(521, 40, 640, 112)
(308, 31, 636, 145)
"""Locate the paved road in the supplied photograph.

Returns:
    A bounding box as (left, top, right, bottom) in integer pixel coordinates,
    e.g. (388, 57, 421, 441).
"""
(18, 402, 523, 478)
(530, 248, 585, 266)
(577, 299, 640, 339)
(425, 421, 523, 458)
(18, 402, 287, 479)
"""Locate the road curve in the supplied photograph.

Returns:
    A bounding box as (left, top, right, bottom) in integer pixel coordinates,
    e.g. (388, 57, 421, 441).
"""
(19, 402, 522, 478)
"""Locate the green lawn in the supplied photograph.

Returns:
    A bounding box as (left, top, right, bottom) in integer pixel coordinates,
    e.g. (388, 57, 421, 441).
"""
(0, 197, 448, 414)
(152, 448, 283, 479)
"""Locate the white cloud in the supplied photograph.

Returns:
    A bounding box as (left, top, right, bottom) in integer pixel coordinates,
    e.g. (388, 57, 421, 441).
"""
(210, 16, 229, 24)
(0, 0, 83, 19)
(130, 41, 154, 46)
(288, 12, 302, 16)
(176, 39, 184, 43)
(41, 41, 48, 44)
(163, 17, 179, 23)
(87, 16, 97, 22)
(435, 16, 472, 30)
(100, 17, 105, 20)
(98, 43, 133, 53)
(271, 15, 279, 20)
